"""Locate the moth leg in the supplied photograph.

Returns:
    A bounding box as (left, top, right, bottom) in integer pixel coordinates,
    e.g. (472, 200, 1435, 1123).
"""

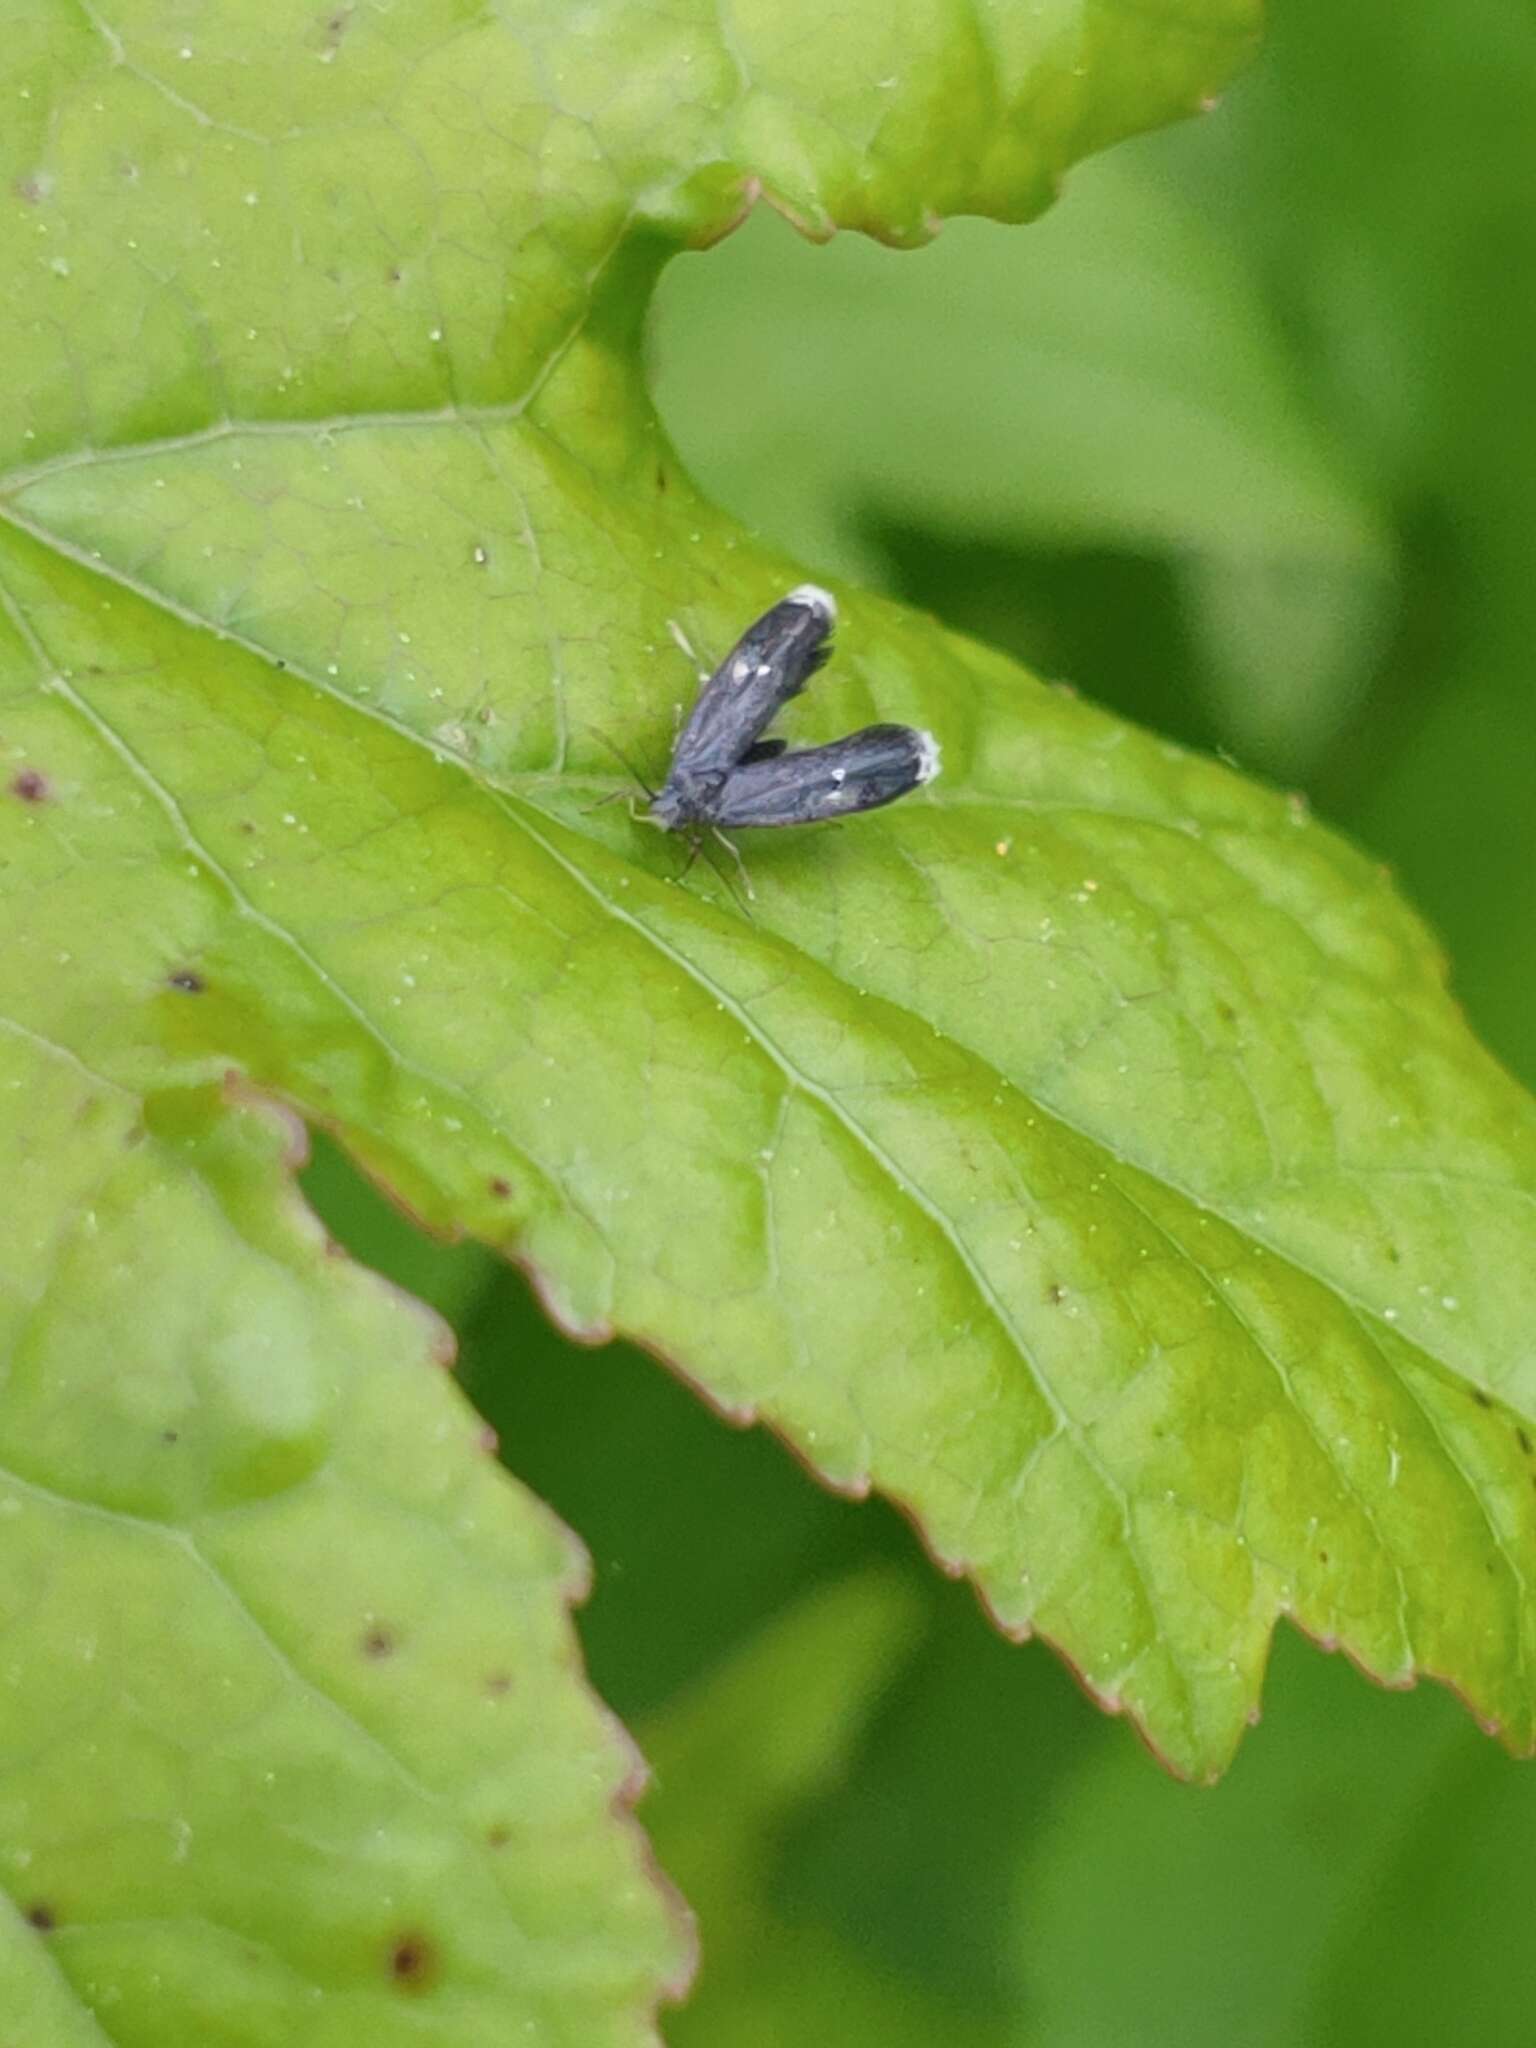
(712, 825, 756, 903)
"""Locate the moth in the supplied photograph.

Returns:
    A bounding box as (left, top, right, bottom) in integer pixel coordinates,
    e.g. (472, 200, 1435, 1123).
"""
(649, 586, 940, 876)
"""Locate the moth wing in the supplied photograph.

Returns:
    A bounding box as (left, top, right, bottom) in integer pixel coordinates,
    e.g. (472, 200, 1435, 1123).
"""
(667, 586, 836, 780)
(710, 724, 940, 828)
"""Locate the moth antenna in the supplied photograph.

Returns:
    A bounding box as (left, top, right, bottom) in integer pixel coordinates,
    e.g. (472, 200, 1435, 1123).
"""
(586, 724, 657, 803)
(667, 616, 711, 684)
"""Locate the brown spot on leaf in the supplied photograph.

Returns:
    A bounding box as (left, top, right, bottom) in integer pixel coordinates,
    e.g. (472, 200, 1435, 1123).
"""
(25, 1903, 56, 1931)
(10, 768, 49, 803)
(389, 1931, 439, 1992)
(1472, 1388, 1493, 1409)
(484, 1670, 512, 1697)
(167, 969, 205, 994)
(14, 173, 50, 205)
(362, 1626, 397, 1659)
(489, 1176, 512, 1199)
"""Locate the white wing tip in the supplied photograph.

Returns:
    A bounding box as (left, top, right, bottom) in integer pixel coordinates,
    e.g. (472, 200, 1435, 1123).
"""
(786, 582, 838, 624)
(914, 729, 942, 785)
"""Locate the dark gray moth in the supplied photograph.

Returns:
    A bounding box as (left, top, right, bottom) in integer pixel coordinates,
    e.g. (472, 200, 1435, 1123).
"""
(649, 585, 941, 852)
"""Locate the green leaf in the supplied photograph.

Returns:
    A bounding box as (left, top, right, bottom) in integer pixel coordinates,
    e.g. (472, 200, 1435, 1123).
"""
(1, 0, 1525, 1888)
(0, 1051, 687, 2041)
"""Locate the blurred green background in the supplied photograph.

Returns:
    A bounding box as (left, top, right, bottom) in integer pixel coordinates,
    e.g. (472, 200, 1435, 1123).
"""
(305, 4, 1536, 2041)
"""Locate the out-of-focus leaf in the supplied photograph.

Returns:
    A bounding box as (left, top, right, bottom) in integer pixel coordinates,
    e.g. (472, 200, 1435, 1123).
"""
(1181, 0, 1536, 1083)
(0, 1054, 686, 2042)
(1010, 1624, 1536, 2047)
(652, 151, 1384, 565)
(651, 143, 1395, 777)
(644, 1572, 1006, 2048)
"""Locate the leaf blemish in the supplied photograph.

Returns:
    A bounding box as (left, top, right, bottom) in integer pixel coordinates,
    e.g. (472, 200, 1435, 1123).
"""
(25, 1902, 56, 1931)
(1517, 1427, 1532, 1457)
(167, 969, 206, 993)
(1046, 1283, 1066, 1305)
(485, 1670, 513, 1697)
(388, 1931, 439, 1992)
(10, 768, 50, 803)
(361, 1625, 397, 1658)
(1472, 1388, 1493, 1408)
(489, 1176, 513, 1198)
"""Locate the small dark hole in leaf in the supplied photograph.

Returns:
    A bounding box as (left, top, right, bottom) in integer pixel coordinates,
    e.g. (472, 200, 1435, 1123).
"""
(389, 1931, 439, 1991)
(362, 1626, 397, 1658)
(1046, 1283, 1065, 1306)
(10, 768, 49, 803)
(489, 1176, 512, 1198)
(387, 265, 403, 284)
(1472, 1388, 1493, 1409)
(26, 1903, 56, 1931)
(167, 969, 205, 994)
